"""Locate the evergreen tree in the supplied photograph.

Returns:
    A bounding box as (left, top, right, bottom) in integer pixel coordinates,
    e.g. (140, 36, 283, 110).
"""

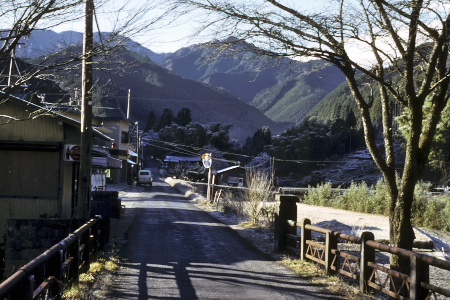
(156, 108, 175, 130)
(144, 111, 157, 132)
(244, 126, 272, 156)
(176, 107, 192, 126)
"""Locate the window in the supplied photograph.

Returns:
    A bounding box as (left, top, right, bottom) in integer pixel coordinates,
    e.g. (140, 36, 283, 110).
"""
(121, 131, 129, 143)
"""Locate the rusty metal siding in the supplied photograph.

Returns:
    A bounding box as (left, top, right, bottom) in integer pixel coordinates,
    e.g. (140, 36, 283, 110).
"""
(0, 150, 60, 198)
(0, 103, 64, 142)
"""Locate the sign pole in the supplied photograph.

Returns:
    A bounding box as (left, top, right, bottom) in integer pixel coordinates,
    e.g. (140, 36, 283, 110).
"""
(207, 165, 212, 202)
(202, 153, 212, 202)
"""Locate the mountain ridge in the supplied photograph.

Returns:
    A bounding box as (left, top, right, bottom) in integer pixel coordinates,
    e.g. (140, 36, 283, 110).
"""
(160, 42, 347, 123)
(25, 42, 285, 142)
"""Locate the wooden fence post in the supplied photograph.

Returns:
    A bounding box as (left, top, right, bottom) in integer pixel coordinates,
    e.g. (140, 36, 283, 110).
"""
(273, 194, 299, 252)
(326, 231, 338, 275)
(360, 231, 375, 295)
(301, 218, 312, 261)
(410, 255, 429, 300)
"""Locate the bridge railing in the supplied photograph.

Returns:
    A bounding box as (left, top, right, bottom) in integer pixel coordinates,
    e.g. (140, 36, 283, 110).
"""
(274, 194, 450, 300)
(0, 215, 104, 299)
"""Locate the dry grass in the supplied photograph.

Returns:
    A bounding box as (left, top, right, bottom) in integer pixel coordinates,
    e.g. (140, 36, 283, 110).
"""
(62, 256, 120, 299)
(280, 257, 374, 300)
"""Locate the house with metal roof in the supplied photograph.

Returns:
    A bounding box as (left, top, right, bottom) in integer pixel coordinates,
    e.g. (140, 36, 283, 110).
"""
(0, 91, 119, 275)
(215, 165, 247, 187)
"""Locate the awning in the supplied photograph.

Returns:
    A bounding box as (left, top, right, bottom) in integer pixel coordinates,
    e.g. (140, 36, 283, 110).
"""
(164, 155, 201, 163)
(127, 159, 137, 165)
(128, 149, 138, 157)
(94, 126, 113, 134)
(92, 156, 123, 169)
(107, 156, 123, 168)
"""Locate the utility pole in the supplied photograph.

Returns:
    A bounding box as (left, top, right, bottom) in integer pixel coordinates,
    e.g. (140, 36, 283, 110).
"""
(8, 47, 15, 86)
(126, 89, 131, 185)
(77, 0, 94, 219)
(270, 157, 275, 186)
(127, 89, 131, 120)
(136, 121, 140, 171)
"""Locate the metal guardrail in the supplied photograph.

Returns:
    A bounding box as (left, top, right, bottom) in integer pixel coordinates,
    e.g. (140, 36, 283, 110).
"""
(285, 218, 450, 299)
(0, 215, 104, 299)
(277, 187, 348, 195)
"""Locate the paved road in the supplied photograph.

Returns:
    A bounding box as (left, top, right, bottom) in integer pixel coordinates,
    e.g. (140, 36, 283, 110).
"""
(107, 175, 342, 299)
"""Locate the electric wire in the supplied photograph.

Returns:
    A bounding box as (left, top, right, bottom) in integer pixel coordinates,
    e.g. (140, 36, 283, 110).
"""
(93, 5, 126, 119)
(143, 135, 347, 165)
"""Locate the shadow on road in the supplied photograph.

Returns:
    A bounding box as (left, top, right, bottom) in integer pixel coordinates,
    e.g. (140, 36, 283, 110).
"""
(109, 180, 341, 299)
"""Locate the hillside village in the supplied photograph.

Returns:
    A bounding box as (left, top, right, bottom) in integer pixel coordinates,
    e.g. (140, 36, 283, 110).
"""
(1, 24, 450, 285)
(2, 1, 450, 299)
(0, 29, 363, 279)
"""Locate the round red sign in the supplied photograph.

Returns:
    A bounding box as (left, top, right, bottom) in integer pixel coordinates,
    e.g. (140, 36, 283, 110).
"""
(70, 145, 81, 161)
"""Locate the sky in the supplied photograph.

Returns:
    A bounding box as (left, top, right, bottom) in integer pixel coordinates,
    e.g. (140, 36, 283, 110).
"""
(49, 0, 450, 64)
(51, 0, 330, 54)
(52, 0, 201, 54)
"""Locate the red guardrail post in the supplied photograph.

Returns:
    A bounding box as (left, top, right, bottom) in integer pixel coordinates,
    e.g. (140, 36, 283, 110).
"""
(58, 249, 65, 293)
(410, 255, 429, 300)
(28, 275, 35, 299)
(325, 231, 338, 275)
(301, 218, 312, 261)
(74, 237, 81, 284)
(360, 231, 375, 295)
(92, 221, 99, 256)
(84, 227, 92, 271)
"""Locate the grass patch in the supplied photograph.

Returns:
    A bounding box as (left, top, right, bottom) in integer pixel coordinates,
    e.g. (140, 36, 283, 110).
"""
(280, 257, 374, 300)
(304, 180, 450, 232)
(62, 255, 120, 299)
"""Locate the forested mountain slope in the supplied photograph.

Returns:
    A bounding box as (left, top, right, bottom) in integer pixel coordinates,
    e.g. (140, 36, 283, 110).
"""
(160, 42, 346, 123)
(28, 45, 284, 141)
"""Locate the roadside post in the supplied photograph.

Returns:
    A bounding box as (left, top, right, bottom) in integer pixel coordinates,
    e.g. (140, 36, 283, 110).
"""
(202, 153, 212, 202)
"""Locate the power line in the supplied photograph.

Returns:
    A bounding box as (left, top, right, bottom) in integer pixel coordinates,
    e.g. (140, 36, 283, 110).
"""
(143, 136, 347, 165)
(92, 5, 126, 119)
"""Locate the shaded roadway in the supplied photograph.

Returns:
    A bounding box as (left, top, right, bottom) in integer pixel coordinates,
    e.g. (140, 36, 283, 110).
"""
(107, 173, 342, 299)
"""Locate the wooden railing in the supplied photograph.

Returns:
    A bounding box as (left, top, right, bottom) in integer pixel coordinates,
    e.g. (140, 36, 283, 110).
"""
(0, 216, 105, 299)
(274, 194, 450, 300)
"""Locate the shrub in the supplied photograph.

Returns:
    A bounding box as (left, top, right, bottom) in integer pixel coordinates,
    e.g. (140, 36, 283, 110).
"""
(367, 178, 390, 215)
(336, 181, 370, 212)
(441, 196, 450, 231)
(423, 198, 446, 229)
(217, 189, 244, 220)
(304, 182, 333, 206)
(242, 169, 274, 227)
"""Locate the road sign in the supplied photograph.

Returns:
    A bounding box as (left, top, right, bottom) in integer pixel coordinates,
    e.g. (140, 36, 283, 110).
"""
(65, 144, 81, 161)
(202, 153, 212, 168)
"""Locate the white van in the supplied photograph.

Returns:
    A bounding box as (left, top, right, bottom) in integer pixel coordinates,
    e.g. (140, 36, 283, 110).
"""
(137, 170, 153, 186)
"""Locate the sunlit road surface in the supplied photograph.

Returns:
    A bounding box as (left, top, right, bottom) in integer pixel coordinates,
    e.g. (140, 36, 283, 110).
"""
(107, 176, 342, 300)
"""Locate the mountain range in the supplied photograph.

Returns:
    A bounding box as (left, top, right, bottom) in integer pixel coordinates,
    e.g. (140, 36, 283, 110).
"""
(160, 43, 346, 123)
(15, 30, 352, 141)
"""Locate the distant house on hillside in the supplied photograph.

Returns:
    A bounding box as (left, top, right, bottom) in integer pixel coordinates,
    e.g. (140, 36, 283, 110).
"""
(215, 165, 247, 187)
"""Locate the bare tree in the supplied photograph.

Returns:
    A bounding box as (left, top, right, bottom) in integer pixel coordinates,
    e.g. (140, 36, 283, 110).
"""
(162, 0, 450, 271)
(0, 0, 162, 88)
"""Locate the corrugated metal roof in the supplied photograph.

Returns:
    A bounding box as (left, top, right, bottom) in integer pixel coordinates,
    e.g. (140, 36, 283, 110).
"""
(164, 156, 201, 162)
(1, 91, 113, 142)
(216, 165, 245, 174)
